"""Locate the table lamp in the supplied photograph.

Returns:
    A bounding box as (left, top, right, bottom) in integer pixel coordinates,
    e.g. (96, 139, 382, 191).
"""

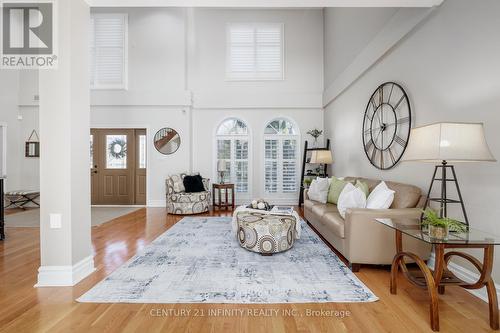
(310, 150, 333, 177)
(402, 122, 496, 226)
(217, 160, 227, 184)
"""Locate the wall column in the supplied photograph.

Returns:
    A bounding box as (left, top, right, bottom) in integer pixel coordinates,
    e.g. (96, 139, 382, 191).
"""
(36, 0, 94, 286)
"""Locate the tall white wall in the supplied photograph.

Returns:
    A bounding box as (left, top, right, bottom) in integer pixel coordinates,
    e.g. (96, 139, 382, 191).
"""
(89, 7, 324, 205)
(0, 71, 21, 191)
(323, 0, 500, 279)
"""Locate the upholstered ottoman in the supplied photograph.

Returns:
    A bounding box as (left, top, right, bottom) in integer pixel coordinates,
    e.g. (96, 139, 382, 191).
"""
(236, 211, 297, 255)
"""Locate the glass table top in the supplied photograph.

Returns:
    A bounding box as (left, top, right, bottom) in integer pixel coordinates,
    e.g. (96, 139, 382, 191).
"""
(374, 218, 500, 245)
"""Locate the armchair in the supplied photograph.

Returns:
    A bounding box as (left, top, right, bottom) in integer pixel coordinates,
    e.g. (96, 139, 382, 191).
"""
(166, 174, 211, 215)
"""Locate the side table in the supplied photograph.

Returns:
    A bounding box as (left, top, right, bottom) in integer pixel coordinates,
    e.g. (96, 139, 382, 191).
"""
(212, 183, 235, 210)
(375, 217, 500, 331)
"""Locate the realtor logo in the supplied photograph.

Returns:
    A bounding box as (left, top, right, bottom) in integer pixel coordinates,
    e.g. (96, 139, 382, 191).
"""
(1, 0, 57, 68)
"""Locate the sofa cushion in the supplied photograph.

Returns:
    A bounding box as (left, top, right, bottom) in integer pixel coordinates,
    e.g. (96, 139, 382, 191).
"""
(327, 177, 349, 204)
(344, 177, 421, 209)
(322, 212, 345, 238)
(311, 203, 339, 217)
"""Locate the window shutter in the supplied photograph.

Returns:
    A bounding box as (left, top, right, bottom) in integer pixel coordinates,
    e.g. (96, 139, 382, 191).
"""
(282, 139, 297, 192)
(90, 14, 127, 89)
(265, 140, 278, 192)
(227, 23, 283, 80)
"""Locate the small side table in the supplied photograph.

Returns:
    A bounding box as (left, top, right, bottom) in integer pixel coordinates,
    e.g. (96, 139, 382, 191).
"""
(375, 217, 500, 331)
(212, 183, 235, 210)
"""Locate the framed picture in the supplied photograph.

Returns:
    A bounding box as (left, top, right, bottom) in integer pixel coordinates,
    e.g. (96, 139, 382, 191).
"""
(25, 130, 40, 158)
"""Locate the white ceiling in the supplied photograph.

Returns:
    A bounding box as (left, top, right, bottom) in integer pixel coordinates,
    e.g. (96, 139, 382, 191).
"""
(87, 0, 444, 8)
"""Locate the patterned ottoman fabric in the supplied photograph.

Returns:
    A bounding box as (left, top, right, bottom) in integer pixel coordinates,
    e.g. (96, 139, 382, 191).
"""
(166, 174, 211, 215)
(236, 212, 297, 255)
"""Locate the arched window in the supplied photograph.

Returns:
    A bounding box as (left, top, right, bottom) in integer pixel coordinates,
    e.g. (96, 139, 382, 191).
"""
(216, 118, 250, 193)
(264, 118, 299, 194)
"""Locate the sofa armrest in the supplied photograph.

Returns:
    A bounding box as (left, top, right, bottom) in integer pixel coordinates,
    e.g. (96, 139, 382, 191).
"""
(303, 188, 309, 201)
(343, 207, 430, 264)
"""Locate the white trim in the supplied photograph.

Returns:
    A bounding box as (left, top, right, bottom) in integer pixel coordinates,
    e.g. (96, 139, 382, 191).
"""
(147, 200, 166, 207)
(87, 0, 444, 8)
(91, 205, 146, 208)
(322, 7, 438, 107)
(0, 122, 7, 178)
(428, 253, 500, 308)
(35, 255, 96, 287)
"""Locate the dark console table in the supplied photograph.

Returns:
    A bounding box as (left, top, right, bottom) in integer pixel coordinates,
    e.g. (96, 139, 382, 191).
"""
(0, 178, 4, 240)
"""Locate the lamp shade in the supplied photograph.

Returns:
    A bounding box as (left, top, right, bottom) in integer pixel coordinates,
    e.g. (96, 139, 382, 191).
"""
(217, 160, 227, 172)
(310, 150, 333, 164)
(402, 122, 496, 162)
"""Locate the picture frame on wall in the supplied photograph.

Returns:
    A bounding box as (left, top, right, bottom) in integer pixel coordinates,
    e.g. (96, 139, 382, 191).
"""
(25, 130, 40, 158)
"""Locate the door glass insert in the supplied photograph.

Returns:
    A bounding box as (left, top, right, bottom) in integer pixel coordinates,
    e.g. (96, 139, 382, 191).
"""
(90, 134, 94, 169)
(106, 134, 127, 169)
(139, 134, 146, 169)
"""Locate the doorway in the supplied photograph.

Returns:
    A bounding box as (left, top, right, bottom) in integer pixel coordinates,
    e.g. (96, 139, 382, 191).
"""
(91, 129, 146, 205)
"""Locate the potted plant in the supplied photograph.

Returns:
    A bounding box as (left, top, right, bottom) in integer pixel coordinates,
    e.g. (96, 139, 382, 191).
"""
(303, 178, 312, 189)
(307, 129, 323, 147)
(421, 208, 467, 240)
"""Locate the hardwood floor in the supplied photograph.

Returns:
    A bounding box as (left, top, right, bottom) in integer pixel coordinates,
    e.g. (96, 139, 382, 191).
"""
(0, 207, 496, 333)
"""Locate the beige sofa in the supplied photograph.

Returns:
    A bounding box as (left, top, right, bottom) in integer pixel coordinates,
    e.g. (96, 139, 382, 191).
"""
(304, 177, 431, 271)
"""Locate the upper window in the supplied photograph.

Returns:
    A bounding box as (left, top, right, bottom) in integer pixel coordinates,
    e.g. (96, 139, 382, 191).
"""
(264, 118, 299, 194)
(216, 118, 250, 193)
(90, 13, 128, 90)
(226, 23, 284, 81)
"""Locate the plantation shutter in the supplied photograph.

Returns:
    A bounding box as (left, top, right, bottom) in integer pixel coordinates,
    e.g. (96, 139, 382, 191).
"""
(282, 139, 297, 192)
(265, 139, 278, 192)
(90, 14, 127, 89)
(227, 23, 283, 80)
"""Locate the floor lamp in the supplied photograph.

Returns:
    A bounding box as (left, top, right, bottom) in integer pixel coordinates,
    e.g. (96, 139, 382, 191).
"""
(402, 122, 496, 227)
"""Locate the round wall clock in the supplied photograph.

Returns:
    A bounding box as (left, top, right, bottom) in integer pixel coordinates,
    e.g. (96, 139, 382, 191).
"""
(362, 82, 411, 170)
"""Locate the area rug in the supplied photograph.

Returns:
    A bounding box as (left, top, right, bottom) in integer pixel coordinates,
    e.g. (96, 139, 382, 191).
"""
(4, 207, 141, 228)
(78, 217, 378, 304)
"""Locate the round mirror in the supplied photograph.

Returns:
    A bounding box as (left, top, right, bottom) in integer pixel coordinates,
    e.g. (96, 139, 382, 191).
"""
(154, 128, 181, 155)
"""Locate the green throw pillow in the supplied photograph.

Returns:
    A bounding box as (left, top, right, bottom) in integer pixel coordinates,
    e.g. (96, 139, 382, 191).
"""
(355, 180, 369, 197)
(327, 177, 348, 204)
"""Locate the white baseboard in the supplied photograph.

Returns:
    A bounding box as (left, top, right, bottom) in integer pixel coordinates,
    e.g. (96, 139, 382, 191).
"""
(35, 255, 96, 287)
(91, 205, 146, 208)
(428, 253, 500, 307)
(147, 200, 166, 207)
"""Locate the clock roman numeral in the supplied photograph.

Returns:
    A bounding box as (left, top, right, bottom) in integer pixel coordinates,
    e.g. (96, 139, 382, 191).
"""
(394, 135, 406, 147)
(388, 148, 396, 164)
(380, 149, 384, 169)
(365, 139, 374, 152)
(397, 116, 410, 124)
(371, 146, 377, 161)
(394, 95, 406, 110)
(388, 83, 395, 104)
(370, 97, 378, 111)
(378, 86, 384, 106)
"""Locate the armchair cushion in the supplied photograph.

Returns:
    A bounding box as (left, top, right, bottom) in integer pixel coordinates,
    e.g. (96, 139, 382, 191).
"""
(183, 175, 205, 193)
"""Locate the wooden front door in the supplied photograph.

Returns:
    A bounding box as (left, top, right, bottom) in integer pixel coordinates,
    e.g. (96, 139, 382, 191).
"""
(91, 129, 146, 205)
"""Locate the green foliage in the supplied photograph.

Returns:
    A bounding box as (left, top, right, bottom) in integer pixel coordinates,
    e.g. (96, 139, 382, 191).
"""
(307, 129, 323, 139)
(421, 208, 467, 232)
(303, 178, 312, 185)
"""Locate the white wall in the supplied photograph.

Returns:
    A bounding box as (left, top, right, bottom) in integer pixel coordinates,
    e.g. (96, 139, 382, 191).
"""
(88, 7, 324, 205)
(323, 7, 397, 88)
(323, 0, 500, 279)
(0, 71, 21, 191)
(190, 8, 324, 108)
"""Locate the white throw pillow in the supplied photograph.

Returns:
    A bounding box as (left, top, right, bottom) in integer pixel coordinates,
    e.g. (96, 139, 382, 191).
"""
(366, 181, 395, 209)
(337, 183, 367, 218)
(307, 177, 330, 203)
